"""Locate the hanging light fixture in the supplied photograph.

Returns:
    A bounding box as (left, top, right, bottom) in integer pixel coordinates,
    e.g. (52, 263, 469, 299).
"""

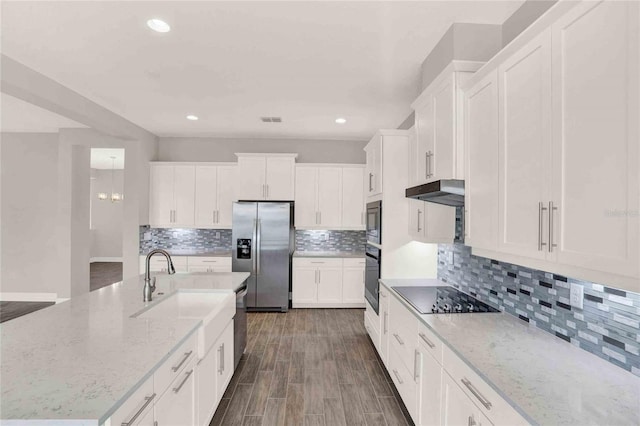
(98, 156, 123, 202)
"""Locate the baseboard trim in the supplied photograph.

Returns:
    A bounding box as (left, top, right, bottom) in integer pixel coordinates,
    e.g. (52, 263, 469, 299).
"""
(0, 292, 58, 302)
(90, 257, 123, 263)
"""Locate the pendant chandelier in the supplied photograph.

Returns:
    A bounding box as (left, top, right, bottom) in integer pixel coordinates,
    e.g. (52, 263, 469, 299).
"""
(97, 156, 123, 202)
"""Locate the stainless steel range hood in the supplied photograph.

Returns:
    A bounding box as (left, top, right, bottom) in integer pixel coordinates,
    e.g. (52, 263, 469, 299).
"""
(405, 179, 464, 207)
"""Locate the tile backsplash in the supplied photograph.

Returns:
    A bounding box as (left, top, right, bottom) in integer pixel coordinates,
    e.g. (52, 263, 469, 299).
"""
(294, 230, 366, 252)
(139, 226, 232, 253)
(438, 243, 640, 377)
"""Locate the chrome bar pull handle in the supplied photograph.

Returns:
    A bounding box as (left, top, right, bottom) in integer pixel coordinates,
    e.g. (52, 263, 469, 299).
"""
(414, 349, 420, 382)
(173, 369, 194, 394)
(121, 393, 156, 426)
(393, 333, 404, 345)
(217, 345, 223, 374)
(369, 173, 373, 191)
(392, 369, 403, 385)
(461, 377, 492, 409)
(252, 219, 258, 273)
(383, 311, 388, 334)
(171, 350, 193, 372)
(425, 152, 429, 179)
(419, 332, 436, 349)
(256, 219, 261, 275)
(220, 343, 225, 373)
(538, 202, 548, 251)
(468, 415, 477, 426)
(548, 201, 557, 252)
(417, 209, 422, 232)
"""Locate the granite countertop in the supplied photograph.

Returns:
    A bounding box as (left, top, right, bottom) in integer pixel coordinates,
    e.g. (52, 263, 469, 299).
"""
(293, 250, 366, 258)
(379, 278, 640, 425)
(139, 249, 232, 257)
(0, 272, 250, 424)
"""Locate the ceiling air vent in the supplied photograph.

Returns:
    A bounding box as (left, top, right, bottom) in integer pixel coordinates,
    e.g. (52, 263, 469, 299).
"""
(261, 117, 282, 123)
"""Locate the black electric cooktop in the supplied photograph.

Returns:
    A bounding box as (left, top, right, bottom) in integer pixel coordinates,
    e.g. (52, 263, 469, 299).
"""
(392, 286, 499, 314)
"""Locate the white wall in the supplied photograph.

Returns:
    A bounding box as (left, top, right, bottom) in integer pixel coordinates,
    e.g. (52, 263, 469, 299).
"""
(90, 169, 123, 260)
(0, 133, 61, 295)
(159, 137, 366, 164)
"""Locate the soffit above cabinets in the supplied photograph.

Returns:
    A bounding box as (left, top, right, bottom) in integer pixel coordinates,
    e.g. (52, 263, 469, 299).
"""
(1, 1, 523, 140)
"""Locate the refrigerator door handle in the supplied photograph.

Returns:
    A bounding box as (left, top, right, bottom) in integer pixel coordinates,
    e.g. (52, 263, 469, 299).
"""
(252, 219, 258, 274)
(256, 219, 261, 275)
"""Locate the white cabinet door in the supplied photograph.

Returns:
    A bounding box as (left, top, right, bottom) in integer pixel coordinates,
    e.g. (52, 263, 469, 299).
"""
(173, 166, 196, 227)
(195, 166, 218, 228)
(418, 347, 442, 426)
(316, 267, 343, 304)
(265, 157, 295, 200)
(441, 373, 492, 426)
(365, 136, 383, 197)
(432, 75, 455, 181)
(215, 320, 235, 399)
(415, 98, 435, 184)
(237, 156, 266, 200)
(292, 267, 317, 305)
(551, 0, 639, 277)
(378, 286, 390, 366)
(187, 266, 210, 273)
(317, 167, 342, 228)
(498, 29, 552, 260)
(150, 165, 175, 226)
(341, 167, 365, 229)
(216, 166, 236, 228)
(464, 69, 499, 251)
(155, 359, 196, 426)
(424, 203, 455, 243)
(294, 167, 318, 228)
(196, 347, 218, 426)
(342, 267, 365, 304)
(408, 199, 425, 241)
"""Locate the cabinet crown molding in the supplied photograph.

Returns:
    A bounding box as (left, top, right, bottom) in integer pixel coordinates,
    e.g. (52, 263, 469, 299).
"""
(412, 60, 484, 109)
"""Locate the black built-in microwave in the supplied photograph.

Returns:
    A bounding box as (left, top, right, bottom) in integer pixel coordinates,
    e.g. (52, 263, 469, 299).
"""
(366, 201, 381, 245)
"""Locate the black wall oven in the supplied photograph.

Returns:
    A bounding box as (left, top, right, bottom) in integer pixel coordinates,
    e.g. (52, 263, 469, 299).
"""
(366, 201, 381, 245)
(365, 244, 381, 314)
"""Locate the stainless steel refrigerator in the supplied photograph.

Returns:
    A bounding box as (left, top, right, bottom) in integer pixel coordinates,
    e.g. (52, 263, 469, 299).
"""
(232, 202, 293, 311)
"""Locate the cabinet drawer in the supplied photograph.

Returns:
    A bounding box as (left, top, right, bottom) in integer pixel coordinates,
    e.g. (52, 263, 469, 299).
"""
(417, 322, 443, 365)
(188, 256, 231, 267)
(389, 344, 418, 423)
(154, 332, 197, 397)
(343, 258, 366, 267)
(389, 294, 419, 372)
(364, 309, 380, 352)
(443, 345, 528, 425)
(293, 258, 343, 268)
(108, 374, 155, 426)
(149, 256, 188, 266)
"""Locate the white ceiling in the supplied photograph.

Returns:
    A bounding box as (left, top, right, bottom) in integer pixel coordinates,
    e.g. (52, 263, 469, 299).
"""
(1, 1, 522, 141)
(91, 148, 125, 170)
(0, 93, 87, 133)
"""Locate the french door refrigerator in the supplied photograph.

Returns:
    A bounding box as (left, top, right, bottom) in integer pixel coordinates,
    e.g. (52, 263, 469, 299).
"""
(232, 202, 293, 311)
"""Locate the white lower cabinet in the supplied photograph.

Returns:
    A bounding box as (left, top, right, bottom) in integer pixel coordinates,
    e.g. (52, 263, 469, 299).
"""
(292, 257, 365, 308)
(107, 375, 155, 426)
(155, 357, 196, 426)
(442, 373, 492, 426)
(370, 289, 529, 426)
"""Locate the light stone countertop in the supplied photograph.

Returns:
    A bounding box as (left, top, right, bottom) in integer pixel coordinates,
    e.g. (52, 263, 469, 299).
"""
(0, 272, 250, 424)
(293, 250, 366, 258)
(380, 278, 640, 425)
(139, 249, 232, 257)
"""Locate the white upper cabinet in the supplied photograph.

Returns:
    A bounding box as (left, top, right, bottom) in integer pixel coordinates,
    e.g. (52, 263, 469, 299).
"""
(341, 166, 365, 229)
(464, 69, 500, 252)
(294, 164, 364, 230)
(498, 29, 553, 261)
(461, 0, 639, 288)
(364, 135, 383, 197)
(550, 0, 639, 278)
(194, 165, 236, 229)
(236, 154, 297, 201)
(410, 62, 482, 186)
(150, 164, 195, 228)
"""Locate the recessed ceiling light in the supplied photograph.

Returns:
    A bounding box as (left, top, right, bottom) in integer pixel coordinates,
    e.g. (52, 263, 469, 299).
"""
(147, 19, 171, 33)
(335, 117, 347, 124)
(186, 115, 199, 121)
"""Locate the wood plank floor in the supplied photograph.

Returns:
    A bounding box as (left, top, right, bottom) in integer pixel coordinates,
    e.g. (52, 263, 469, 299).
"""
(0, 301, 55, 323)
(211, 309, 413, 426)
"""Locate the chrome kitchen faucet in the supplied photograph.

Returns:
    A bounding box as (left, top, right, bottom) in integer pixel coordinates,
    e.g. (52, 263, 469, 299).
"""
(143, 249, 176, 302)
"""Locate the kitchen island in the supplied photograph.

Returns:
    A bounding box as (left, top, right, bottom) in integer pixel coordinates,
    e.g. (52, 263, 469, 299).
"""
(0, 272, 249, 425)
